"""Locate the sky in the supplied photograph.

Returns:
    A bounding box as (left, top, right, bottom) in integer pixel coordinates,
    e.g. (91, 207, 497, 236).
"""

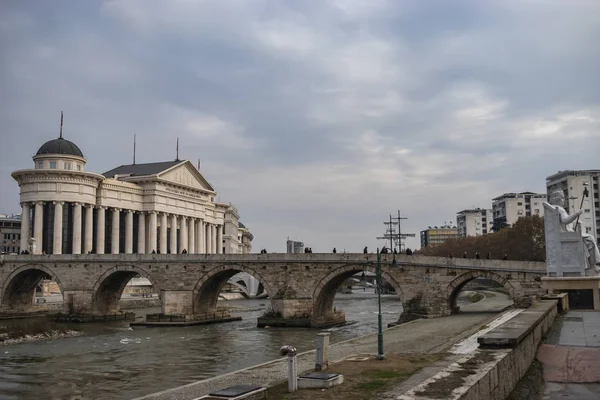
(1, 0, 599, 252)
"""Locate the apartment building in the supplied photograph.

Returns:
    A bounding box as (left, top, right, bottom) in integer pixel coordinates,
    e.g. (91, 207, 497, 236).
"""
(546, 170, 600, 244)
(456, 208, 492, 237)
(420, 225, 458, 247)
(1, 214, 22, 254)
(492, 192, 547, 228)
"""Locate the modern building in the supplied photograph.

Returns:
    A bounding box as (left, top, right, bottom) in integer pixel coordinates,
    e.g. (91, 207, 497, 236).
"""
(286, 239, 304, 254)
(11, 132, 253, 255)
(492, 192, 547, 228)
(420, 225, 458, 248)
(546, 170, 600, 244)
(1, 214, 22, 254)
(456, 208, 493, 237)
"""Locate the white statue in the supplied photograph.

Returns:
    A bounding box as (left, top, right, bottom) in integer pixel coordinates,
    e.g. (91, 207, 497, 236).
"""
(544, 190, 600, 272)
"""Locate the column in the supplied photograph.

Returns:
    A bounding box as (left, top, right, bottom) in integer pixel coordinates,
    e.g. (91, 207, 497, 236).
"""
(96, 207, 105, 254)
(148, 211, 157, 253)
(188, 218, 195, 254)
(211, 224, 217, 253)
(216, 224, 223, 254)
(179, 216, 188, 253)
(72, 203, 82, 255)
(137, 212, 146, 254)
(125, 210, 133, 254)
(197, 220, 204, 254)
(84, 204, 93, 254)
(111, 208, 120, 254)
(20, 203, 30, 252)
(205, 223, 212, 254)
(170, 214, 178, 254)
(33, 202, 44, 254)
(159, 213, 168, 254)
(53, 201, 63, 254)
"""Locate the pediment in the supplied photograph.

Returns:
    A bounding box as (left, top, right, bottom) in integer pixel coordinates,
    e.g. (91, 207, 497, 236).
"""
(158, 161, 215, 192)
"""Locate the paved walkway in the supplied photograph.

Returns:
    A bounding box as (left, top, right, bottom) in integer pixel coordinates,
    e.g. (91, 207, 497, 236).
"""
(135, 311, 502, 400)
(538, 311, 600, 400)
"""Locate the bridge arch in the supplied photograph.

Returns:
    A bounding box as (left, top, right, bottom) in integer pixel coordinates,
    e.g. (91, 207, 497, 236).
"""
(1, 264, 63, 310)
(312, 264, 404, 319)
(194, 264, 273, 313)
(92, 265, 160, 314)
(447, 270, 517, 314)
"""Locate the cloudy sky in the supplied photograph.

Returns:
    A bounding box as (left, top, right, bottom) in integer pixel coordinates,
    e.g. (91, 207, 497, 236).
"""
(1, 0, 599, 252)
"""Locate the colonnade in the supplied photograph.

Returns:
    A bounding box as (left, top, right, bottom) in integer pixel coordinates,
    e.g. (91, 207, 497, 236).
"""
(20, 202, 223, 255)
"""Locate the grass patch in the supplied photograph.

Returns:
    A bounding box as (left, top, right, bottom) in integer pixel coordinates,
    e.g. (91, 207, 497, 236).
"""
(265, 353, 442, 399)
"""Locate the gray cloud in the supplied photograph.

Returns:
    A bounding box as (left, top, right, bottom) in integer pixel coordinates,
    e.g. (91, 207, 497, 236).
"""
(1, 0, 599, 252)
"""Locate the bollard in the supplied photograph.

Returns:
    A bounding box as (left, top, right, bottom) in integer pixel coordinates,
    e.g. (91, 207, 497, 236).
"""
(280, 345, 298, 392)
(315, 332, 330, 371)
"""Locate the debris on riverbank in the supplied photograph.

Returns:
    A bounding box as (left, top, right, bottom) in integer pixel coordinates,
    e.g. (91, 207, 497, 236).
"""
(0, 329, 82, 346)
(0, 319, 83, 346)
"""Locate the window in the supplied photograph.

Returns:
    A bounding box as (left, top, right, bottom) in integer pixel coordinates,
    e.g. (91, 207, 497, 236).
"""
(50, 161, 57, 169)
(517, 210, 524, 215)
(517, 202, 523, 206)
(36, 161, 44, 169)
(584, 209, 590, 213)
(535, 209, 540, 214)
(77, 164, 81, 171)
(586, 227, 592, 234)
(65, 162, 72, 170)
(534, 202, 539, 206)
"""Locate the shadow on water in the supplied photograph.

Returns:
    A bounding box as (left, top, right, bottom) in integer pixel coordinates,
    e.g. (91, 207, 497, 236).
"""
(0, 291, 401, 400)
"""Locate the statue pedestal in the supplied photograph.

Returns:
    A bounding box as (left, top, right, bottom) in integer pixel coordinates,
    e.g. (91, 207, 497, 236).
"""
(541, 276, 600, 310)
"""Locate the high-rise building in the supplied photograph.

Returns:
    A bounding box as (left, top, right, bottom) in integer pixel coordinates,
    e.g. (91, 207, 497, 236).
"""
(546, 170, 600, 244)
(456, 208, 493, 237)
(286, 239, 304, 254)
(1, 214, 22, 254)
(492, 192, 547, 228)
(420, 225, 458, 248)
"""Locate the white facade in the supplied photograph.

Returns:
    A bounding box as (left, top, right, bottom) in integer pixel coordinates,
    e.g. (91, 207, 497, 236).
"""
(456, 209, 492, 237)
(547, 170, 600, 244)
(492, 192, 547, 227)
(11, 136, 253, 255)
(223, 206, 253, 254)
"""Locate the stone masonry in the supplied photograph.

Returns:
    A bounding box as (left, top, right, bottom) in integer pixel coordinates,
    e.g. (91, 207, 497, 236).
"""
(0, 253, 546, 323)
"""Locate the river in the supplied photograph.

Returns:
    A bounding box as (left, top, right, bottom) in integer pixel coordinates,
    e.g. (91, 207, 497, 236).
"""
(0, 290, 405, 400)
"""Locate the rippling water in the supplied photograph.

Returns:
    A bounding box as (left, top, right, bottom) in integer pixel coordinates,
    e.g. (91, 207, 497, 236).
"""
(0, 291, 403, 400)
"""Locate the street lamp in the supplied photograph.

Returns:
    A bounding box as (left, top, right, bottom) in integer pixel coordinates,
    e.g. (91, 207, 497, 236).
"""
(376, 248, 385, 360)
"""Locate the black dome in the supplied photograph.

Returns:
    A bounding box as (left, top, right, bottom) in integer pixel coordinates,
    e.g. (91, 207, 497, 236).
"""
(36, 138, 84, 157)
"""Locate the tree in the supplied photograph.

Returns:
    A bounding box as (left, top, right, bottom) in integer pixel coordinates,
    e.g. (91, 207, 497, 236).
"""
(417, 216, 545, 261)
(492, 217, 509, 232)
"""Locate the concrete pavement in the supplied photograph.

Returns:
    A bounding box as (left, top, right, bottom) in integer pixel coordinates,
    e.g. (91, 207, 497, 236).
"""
(537, 311, 600, 399)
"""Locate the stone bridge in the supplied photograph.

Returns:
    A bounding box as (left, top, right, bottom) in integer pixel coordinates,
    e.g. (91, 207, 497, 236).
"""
(0, 253, 546, 326)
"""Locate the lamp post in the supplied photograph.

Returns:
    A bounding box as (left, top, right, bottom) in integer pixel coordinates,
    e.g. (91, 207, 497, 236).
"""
(376, 248, 385, 360)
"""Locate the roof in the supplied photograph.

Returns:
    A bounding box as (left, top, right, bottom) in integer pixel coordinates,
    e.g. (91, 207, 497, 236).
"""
(36, 138, 84, 157)
(238, 222, 246, 229)
(547, 170, 600, 181)
(492, 192, 547, 201)
(102, 160, 183, 178)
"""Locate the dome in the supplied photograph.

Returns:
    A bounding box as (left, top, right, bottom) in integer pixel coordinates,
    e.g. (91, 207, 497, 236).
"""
(36, 138, 84, 158)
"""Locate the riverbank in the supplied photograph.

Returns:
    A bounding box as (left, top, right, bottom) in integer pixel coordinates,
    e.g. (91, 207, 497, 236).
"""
(136, 310, 506, 400)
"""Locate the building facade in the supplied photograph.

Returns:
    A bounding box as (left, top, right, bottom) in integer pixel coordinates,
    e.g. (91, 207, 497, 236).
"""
(223, 206, 253, 254)
(11, 135, 253, 255)
(1, 214, 21, 254)
(547, 170, 600, 244)
(420, 225, 458, 248)
(492, 192, 547, 228)
(286, 240, 304, 254)
(456, 208, 492, 237)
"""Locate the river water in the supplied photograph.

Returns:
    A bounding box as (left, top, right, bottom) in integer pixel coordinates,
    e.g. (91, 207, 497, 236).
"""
(0, 290, 404, 400)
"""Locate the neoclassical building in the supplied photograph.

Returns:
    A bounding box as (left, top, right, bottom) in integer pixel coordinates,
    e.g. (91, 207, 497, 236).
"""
(12, 135, 253, 255)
